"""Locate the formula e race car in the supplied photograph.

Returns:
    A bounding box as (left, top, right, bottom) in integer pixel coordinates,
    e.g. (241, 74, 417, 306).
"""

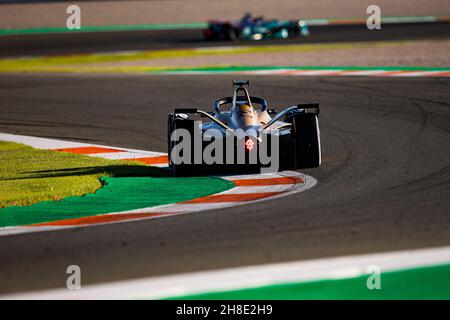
(167, 80, 321, 175)
(203, 13, 309, 41)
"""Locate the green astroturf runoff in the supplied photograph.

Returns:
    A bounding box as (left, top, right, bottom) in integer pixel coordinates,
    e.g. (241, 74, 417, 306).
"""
(168, 263, 450, 300)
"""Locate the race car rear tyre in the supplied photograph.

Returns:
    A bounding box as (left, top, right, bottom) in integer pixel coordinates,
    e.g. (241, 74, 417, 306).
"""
(228, 28, 240, 42)
(291, 114, 321, 168)
(287, 27, 299, 38)
(167, 114, 203, 176)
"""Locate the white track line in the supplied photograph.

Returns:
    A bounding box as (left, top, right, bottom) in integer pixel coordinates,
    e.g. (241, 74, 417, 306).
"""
(2, 245, 449, 300)
(118, 202, 243, 214)
(338, 70, 390, 76)
(0, 133, 166, 157)
(89, 151, 165, 160)
(388, 71, 444, 77)
(0, 133, 90, 149)
(160, 70, 450, 77)
(219, 185, 295, 193)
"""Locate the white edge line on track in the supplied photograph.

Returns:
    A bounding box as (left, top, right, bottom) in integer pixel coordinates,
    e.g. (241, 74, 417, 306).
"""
(0, 132, 166, 156)
(1, 245, 450, 300)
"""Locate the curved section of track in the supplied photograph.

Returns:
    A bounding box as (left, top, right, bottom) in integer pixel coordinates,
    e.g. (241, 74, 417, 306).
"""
(0, 74, 449, 294)
(0, 133, 317, 234)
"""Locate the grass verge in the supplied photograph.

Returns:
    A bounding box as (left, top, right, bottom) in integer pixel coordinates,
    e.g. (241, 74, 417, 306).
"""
(0, 141, 150, 208)
(0, 141, 234, 227)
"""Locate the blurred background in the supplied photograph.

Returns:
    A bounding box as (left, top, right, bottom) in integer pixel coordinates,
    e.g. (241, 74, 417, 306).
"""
(1, 0, 449, 28)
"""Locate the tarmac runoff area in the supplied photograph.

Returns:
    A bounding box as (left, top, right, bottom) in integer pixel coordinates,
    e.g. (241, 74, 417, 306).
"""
(1, 0, 448, 30)
(79, 40, 450, 70)
(0, 40, 448, 75)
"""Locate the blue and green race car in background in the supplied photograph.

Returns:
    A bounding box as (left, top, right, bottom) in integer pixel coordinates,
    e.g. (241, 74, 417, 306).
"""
(203, 13, 310, 41)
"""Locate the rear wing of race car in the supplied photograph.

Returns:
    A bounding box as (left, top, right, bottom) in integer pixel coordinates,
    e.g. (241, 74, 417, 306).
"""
(173, 108, 233, 132)
(174, 108, 198, 114)
(173, 102, 319, 132)
(262, 102, 319, 130)
(296, 102, 320, 114)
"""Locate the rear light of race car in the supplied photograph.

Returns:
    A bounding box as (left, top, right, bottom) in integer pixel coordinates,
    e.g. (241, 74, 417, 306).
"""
(245, 137, 255, 151)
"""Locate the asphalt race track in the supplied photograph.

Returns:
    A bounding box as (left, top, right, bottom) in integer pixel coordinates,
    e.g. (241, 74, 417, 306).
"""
(1, 22, 450, 57)
(0, 74, 449, 294)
